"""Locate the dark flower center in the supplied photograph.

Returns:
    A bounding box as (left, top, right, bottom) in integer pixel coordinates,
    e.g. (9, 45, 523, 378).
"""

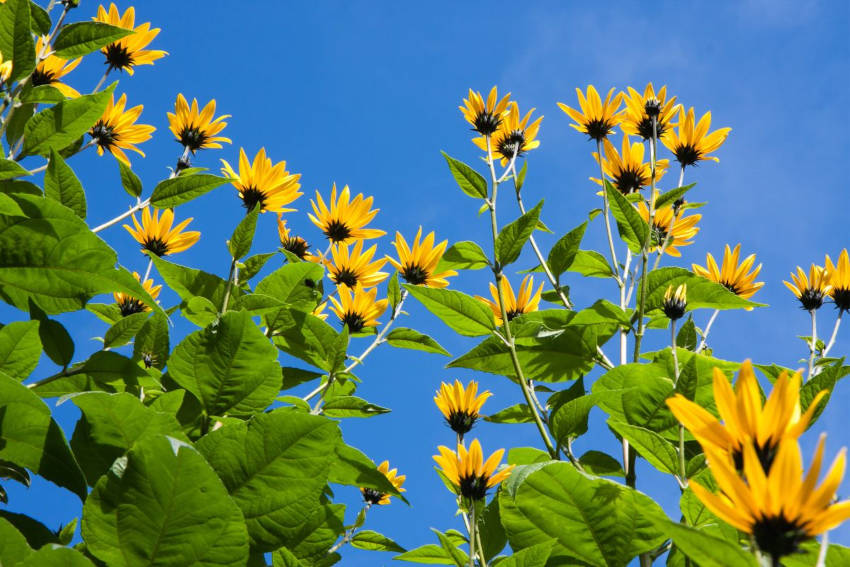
(401, 264, 429, 285)
(722, 281, 742, 296)
(179, 126, 209, 152)
(663, 295, 687, 321)
(362, 488, 385, 505)
(141, 352, 155, 369)
(143, 237, 170, 257)
(104, 43, 134, 70)
(117, 297, 146, 317)
(506, 309, 524, 322)
(832, 288, 850, 312)
(31, 69, 55, 87)
(90, 121, 118, 149)
(282, 237, 310, 260)
(636, 116, 669, 141)
(240, 187, 266, 212)
(458, 474, 490, 501)
(799, 288, 825, 311)
(497, 130, 526, 161)
(674, 144, 702, 167)
(324, 220, 352, 242)
(651, 224, 669, 248)
(644, 98, 662, 118)
(472, 111, 502, 136)
(584, 118, 614, 141)
(752, 514, 809, 564)
(334, 268, 359, 287)
(614, 167, 647, 195)
(446, 411, 477, 435)
(341, 312, 366, 333)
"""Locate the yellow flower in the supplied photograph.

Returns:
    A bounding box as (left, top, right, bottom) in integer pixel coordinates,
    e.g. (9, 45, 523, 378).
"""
(591, 134, 669, 195)
(666, 360, 827, 471)
(825, 249, 850, 312)
(123, 206, 200, 257)
(784, 264, 831, 311)
(361, 460, 406, 506)
(0, 52, 12, 83)
(277, 215, 315, 261)
(476, 275, 543, 325)
(309, 184, 385, 244)
(662, 283, 687, 321)
(557, 85, 623, 141)
(621, 83, 680, 141)
(661, 107, 731, 167)
(433, 439, 514, 501)
(311, 301, 328, 321)
(220, 148, 301, 213)
(167, 94, 231, 153)
(89, 94, 155, 166)
(459, 86, 511, 136)
(387, 228, 456, 288)
(434, 380, 492, 436)
(113, 271, 161, 316)
(691, 437, 850, 563)
(637, 193, 701, 257)
(692, 244, 764, 300)
(94, 3, 167, 74)
(32, 37, 81, 98)
(325, 240, 388, 289)
(328, 285, 388, 333)
(474, 102, 542, 165)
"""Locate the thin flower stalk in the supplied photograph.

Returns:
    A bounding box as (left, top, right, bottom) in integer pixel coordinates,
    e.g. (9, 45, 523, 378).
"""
(697, 309, 720, 352)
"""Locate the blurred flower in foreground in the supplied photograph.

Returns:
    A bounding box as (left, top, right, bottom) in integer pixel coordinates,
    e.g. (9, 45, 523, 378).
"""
(124, 206, 200, 257)
(221, 148, 302, 213)
(591, 134, 669, 195)
(825, 249, 850, 312)
(32, 37, 81, 98)
(474, 102, 542, 166)
(94, 3, 167, 74)
(309, 184, 385, 245)
(662, 107, 731, 167)
(693, 244, 764, 300)
(784, 264, 831, 311)
(621, 83, 680, 141)
(89, 94, 155, 166)
(167, 94, 231, 153)
(434, 380, 491, 437)
(433, 439, 513, 501)
(476, 275, 543, 325)
(325, 240, 388, 289)
(361, 461, 406, 505)
(328, 284, 388, 333)
(113, 271, 161, 316)
(557, 85, 623, 141)
(387, 228, 456, 288)
(460, 86, 511, 136)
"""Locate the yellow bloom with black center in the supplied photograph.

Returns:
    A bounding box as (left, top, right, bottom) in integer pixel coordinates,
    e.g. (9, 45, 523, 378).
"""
(167, 94, 231, 153)
(32, 37, 81, 98)
(663, 283, 687, 320)
(693, 244, 764, 300)
(459, 86, 511, 136)
(387, 228, 457, 288)
(476, 275, 543, 325)
(621, 83, 680, 141)
(309, 184, 385, 244)
(557, 85, 623, 141)
(433, 439, 514, 501)
(113, 271, 161, 316)
(361, 460, 406, 506)
(123, 206, 200, 257)
(661, 107, 731, 167)
(434, 380, 492, 436)
(89, 93, 155, 166)
(473, 102, 542, 165)
(328, 284, 388, 333)
(784, 264, 831, 311)
(324, 240, 388, 289)
(637, 193, 701, 257)
(591, 134, 669, 195)
(277, 215, 315, 261)
(221, 148, 302, 213)
(94, 3, 167, 74)
(0, 52, 11, 83)
(666, 360, 827, 472)
(691, 436, 850, 563)
(825, 249, 850, 312)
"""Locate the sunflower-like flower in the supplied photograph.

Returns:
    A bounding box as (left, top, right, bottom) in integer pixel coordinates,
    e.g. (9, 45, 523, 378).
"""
(31, 37, 81, 98)
(167, 94, 231, 153)
(621, 83, 680, 141)
(663, 283, 687, 320)
(637, 194, 701, 257)
(328, 285, 388, 333)
(459, 86, 511, 136)
(591, 134, 669, 195)
(784, 264, 831, 311)
(113, 271, 161, 316)
(387, 228, 456, 288)
(94, 3, 167, 74)
(433, 439, 514, 501)
(325, 240, 388, 289)
(220, 148, 301, 213)
(691, 437, 850, 564)
(123, 206, 200, 257)
(360, 461, 406, 506)
(474, 102, 542, 165)
(557, 86, 623, 141)
(692, 244, 764, 300)
(308, 184, 385, 244)
(434, 380, 492, 436)
(277, 215, 313, 260)
(0, 53, 11, 83)
(825, 249, 850, 312)
(88, 94, 155, 166)
(476, 275, 543, 326)
(661, 107, 731, 167)
(666, 360, 827, 472)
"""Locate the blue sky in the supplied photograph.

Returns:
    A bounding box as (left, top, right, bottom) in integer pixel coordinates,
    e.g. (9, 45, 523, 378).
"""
(3, 1, 850, 564)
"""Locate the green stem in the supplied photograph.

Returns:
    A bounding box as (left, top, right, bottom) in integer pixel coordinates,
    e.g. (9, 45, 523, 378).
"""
(468, 500, 477, 567)
(328, 503, 371, 554)
(671, 319, 687, 488)
(821, 310, 843, 362)
(220, 257, 238, 315)
(697, 309, 719, 352)
(808, 308, 818, 380)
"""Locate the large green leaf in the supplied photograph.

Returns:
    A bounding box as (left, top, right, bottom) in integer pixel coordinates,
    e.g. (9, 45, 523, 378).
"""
(0, 0, 35, 82)
(329, 441, 405, 497)
(45, 149, 86, 219)
(281, 503, 344, 565)
(20, 546, 97, 567)
(351, 530, 406, 552)
(643, 267, 763, 312)
(592, 362, 677, 432)
(148, 253, 238, 308)
(395, 544, 456, 564)
(605, 181, 649, 254)
(386, 327, 449, 355)
(548, 221, 587, 277)
(133, 311, 169, 370)
(102, 311, 149, 349)
(442, 152, 487, 199)
(0, 159, 30, 181)
(608, 420, 679, 476)
(31, 351, 150, 398)
(496, 541, 554, 567)
(436, 240, 490, 272)
(0, 515, 32, 565)
(168, 311, 280, 417)
(496, 200, 542, 266)
(404, 284, 495, 337)
(651, 519, 756, 567)
(255, 261, 324, 312)
(82, 435, 250, 567)
(0, 320, 41, 380)
(150, 174, 231, 208)
(52, 21, 134, 58)
(566, 249, 614, 278)
(271, 307, 344, 372)
(228, 205, 259, 260)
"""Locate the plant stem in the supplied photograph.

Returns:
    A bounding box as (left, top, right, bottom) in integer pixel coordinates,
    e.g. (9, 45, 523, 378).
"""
(808, 309, 818, 380)
(820, 311, 844, 366)
(651, 164, 686, 269)
(92, 198, 150, 233)
(92, 69, 110, 94)
(816, 531, 829, 567)
(468, 500, 477, 567)
(697, 309, 720, 352)
(220, 258, 238, 314)
(142, 257, 153, 282)
(596, 139, 621, 283)
(671, 319, 687, 489)
(328, 503, 371, 554)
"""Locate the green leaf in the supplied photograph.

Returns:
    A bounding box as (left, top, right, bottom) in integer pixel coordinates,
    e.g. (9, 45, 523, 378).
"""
(329, 441, 404, 498)
(495, 541, 554, 567)
(484, 403, 534, 424)
(437, 240, 490, 271)
(182, 295, 218, 327)
(351, 530, 406, 552)
(0, 159, 30, 181)
(82, 435, 250, 567)
(578, 450, 624, 477)
(549, 393, 598, 442)
(86, 303, 122, 325)
(284, 503, 344, 565)
(800, 360, 850, 425)
(117, 160, 142, 198)
(45, 149, 86, 219)
(608, 420, 679, 476)
(496, 200, 542, 266)
(271, 308, 343, 372)
(169, 311, 280, 417)
(31, 351, 150, 398)
(102, 311, 148, 349)
(38, 317, 75, 367)
(133, 312, 169, 370)
(432, 529, 469, 567)
(228, 205, 259, 260)
(255, 261, 324, 313)
(567, 249, 614, 278)
(0, 515, 32, 565)
(643, 267, 763, 312)
(605, 181, 649, 254)
(676, 316, 698, 351)
(0, 374, 87, 500)
(149, 174, 231, 208)
(21, 547, 96, 567)
(654, 183, 697, 210)
(20, 84, 64, 103)
(323, 395, 390, 418)
(507, 447, 551, 465)
(442, 151, 487, 199)
(52, 21, 134, 58)
(4, 103, 34, 148)
(0, 320, 41, 380)
(404, 284, 495, 337)
(196, 410, 339, 552)
(240, 252, 276, 283)
(548, 221, 587, 277)
(386, 327, 449, 355)
(0, 0, 35, 82)
(387, 271, 401, 309)
(28, 1, 49, 35)
(148, 253, 237, 308)
(650, 519, 756, 567)
(395, 544, 457, 564)
(592, 362, 677, 431)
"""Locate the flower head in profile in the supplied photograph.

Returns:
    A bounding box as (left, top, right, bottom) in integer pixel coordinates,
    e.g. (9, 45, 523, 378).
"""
(277, 215, 314, 260)
(123, 206, 200, 257)
(692, 244, 764, 301)
(459, 86, 511, 136)
(661, 107, 731, 167)
(167, 94, 231, 153)
(784, 264, 831, 311)
(94, 3, 167, 74)
(433, 439, 514, 501)
(324, 240, 388, 289)
(89, 94, 155, 166)
(637, 194, 701, 257)
(113, 271, 161, 316)
(360, 461, 406, 506)
(591, 134, 669, 195)
(0, 52, 12, 83)
(474, 102, 542, 166)
(662, 283, 687, 321)
(434, 380, 492, 437)
(221, 148, 302, 213)
(328, 284, 388, 333)
(557, 86, 623, 141)
(825, 249, 850, 312)
(476, 275, 543, 326)
(621, 83, 680, 141)
(309, 184, 385, 245)
(387, 228, 456, 288)
(32, 37, 81, 98)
